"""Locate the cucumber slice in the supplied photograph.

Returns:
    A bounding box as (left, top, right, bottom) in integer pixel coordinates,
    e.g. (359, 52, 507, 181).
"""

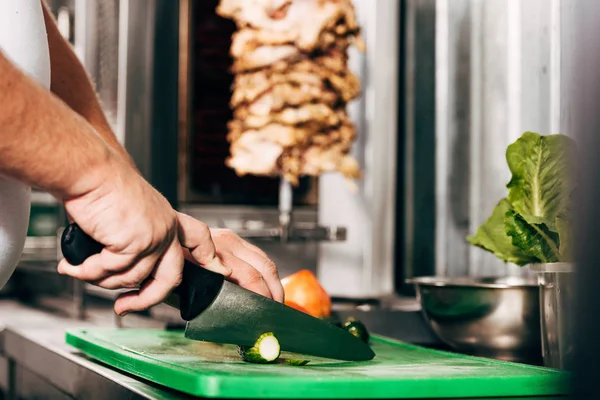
(342, 317, 370, 343)
(238, 332, 281, 364)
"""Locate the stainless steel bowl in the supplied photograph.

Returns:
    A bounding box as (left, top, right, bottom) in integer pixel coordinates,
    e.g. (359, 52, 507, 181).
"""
(406, 276, 541, 363)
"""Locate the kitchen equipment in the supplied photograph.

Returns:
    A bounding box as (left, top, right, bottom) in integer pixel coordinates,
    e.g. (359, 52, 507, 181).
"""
(60, 223, 374, 361)
(44, 0, 400, 306)
(66, 328, 568, 399)
(406, 276, 542, 363)
(530, 263, 574, 369)
(177, 0, 401, 299)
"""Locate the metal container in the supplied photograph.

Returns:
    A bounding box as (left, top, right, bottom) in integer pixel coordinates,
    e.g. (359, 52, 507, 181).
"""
(406, 276, 541, 363)
(530, 263, 574, 369)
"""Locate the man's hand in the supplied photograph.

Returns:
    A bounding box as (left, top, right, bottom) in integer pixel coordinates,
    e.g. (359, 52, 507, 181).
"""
(0, 15, 283, 314)
(57, 155, 281, 315)
(56, 154, 222, 315)
(184, 224, 284, 302)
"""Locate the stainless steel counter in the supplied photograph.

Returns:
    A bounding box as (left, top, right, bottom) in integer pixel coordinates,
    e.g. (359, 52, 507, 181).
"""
(0, 300, 194, 400)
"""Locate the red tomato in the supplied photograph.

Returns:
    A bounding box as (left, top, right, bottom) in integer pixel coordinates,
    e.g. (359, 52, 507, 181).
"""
(284, 300, 310, 314)
(281, 270, 331, 318)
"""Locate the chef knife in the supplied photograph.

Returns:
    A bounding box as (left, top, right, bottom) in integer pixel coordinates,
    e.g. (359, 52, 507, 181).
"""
(60, 223, 375, 361)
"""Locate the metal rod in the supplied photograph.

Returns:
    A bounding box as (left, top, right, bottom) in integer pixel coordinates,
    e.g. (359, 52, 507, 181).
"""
(233, 225, 347, 242)
(73, 278, 86, 320)
(278, 177, 293, 243)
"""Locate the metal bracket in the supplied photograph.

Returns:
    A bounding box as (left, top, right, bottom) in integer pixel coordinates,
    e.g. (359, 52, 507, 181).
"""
(231, 178, 347, 244)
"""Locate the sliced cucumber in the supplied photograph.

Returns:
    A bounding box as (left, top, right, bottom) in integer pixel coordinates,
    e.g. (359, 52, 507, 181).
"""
(238, 332, 281, 364)
(342, 317, 370, 343)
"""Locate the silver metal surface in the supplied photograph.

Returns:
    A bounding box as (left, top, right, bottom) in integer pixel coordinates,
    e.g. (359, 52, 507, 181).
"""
(401, 0, 436, 281)
(530, 263, 574, 369)
(400, 0, 567, 280)
(407, 276, 542, 363)
(231, 180, 346, 243)
(20, 236, 57, 262)
(278, 178, 293, 243)
(180, 205, 317, 229)
(180, 204, 345, 244)
(317, 0, 400, 298)
(73, 0, 120, 133)
(72, 0, 161, 174)
(232, 223, 346, 242)
(564, 0, 600, 388)
(184, 280, 375, 361)
(0, 301, 191, 400)
(117, 0, 157, 175)
(187, 183, 345, 244)
(433, 0, 564, 278)
(73, 279, 86, 321)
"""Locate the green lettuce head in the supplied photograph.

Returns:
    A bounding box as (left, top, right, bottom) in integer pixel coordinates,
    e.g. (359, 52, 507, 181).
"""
(467, 132, 576, 265)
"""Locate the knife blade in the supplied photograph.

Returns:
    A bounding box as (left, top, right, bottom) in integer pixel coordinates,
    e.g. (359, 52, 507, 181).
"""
(60, 223, 375, 361)
(184, 278, 375, 360)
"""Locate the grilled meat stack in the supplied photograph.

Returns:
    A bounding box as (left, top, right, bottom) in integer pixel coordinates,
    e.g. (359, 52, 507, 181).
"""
(216, 0, 365, 184)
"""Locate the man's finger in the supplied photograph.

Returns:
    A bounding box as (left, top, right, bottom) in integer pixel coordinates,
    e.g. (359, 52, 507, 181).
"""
(92, 255, 159, 290)
(228, 245, 283, 302)
(239, 237, 270, 259)
(220, 251, 273, 299)
(113, 277, 173, 316)
(57, 250, 135, 281)
(182, 248, 274, 300)
(113, 242, 184, 316)
(209, 229, 283, 302)
(177, 212, 231, 276)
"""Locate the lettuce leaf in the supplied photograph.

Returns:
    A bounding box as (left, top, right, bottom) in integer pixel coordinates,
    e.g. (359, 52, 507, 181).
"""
(467, 131, 575, 265)
(505, 132, 575, 231)
(504, 208, 560, 263)
(555, 210, 572, 260)
(467, 199, 540, 266)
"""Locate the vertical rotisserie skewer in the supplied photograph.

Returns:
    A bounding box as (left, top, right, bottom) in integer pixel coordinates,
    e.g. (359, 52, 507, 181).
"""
(217, 0, 365, 186)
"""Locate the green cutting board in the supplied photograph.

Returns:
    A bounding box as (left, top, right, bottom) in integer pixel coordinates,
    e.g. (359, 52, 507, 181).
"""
(66, 329, 569, 399)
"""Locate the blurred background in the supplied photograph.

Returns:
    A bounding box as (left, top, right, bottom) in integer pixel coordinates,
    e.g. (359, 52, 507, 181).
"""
(0, 0, 589, 398)
(11, 0, 569, 306)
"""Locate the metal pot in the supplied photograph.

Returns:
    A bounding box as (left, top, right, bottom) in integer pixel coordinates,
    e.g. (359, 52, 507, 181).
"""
(530, 263, 574, 369)
(406, 276, 542, 364)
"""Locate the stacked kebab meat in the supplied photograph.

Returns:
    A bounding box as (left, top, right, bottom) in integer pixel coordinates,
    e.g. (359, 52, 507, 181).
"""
(216, 0, 365, 185)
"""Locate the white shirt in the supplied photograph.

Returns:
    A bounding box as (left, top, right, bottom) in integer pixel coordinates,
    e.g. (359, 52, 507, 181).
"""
(0, 0, 51, 288)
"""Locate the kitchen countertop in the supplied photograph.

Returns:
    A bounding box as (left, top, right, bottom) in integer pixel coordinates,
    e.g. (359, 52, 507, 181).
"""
(0, 300, 199, 399)
(0, 300, 566, 400)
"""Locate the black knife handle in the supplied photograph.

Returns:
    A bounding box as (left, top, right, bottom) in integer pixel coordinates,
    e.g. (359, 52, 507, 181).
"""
(60, 223, 224, 321)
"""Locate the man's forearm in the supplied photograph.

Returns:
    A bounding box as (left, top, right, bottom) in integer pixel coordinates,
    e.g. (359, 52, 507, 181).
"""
(41, 2, 135, 168)
(0, 51, 115, 198)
